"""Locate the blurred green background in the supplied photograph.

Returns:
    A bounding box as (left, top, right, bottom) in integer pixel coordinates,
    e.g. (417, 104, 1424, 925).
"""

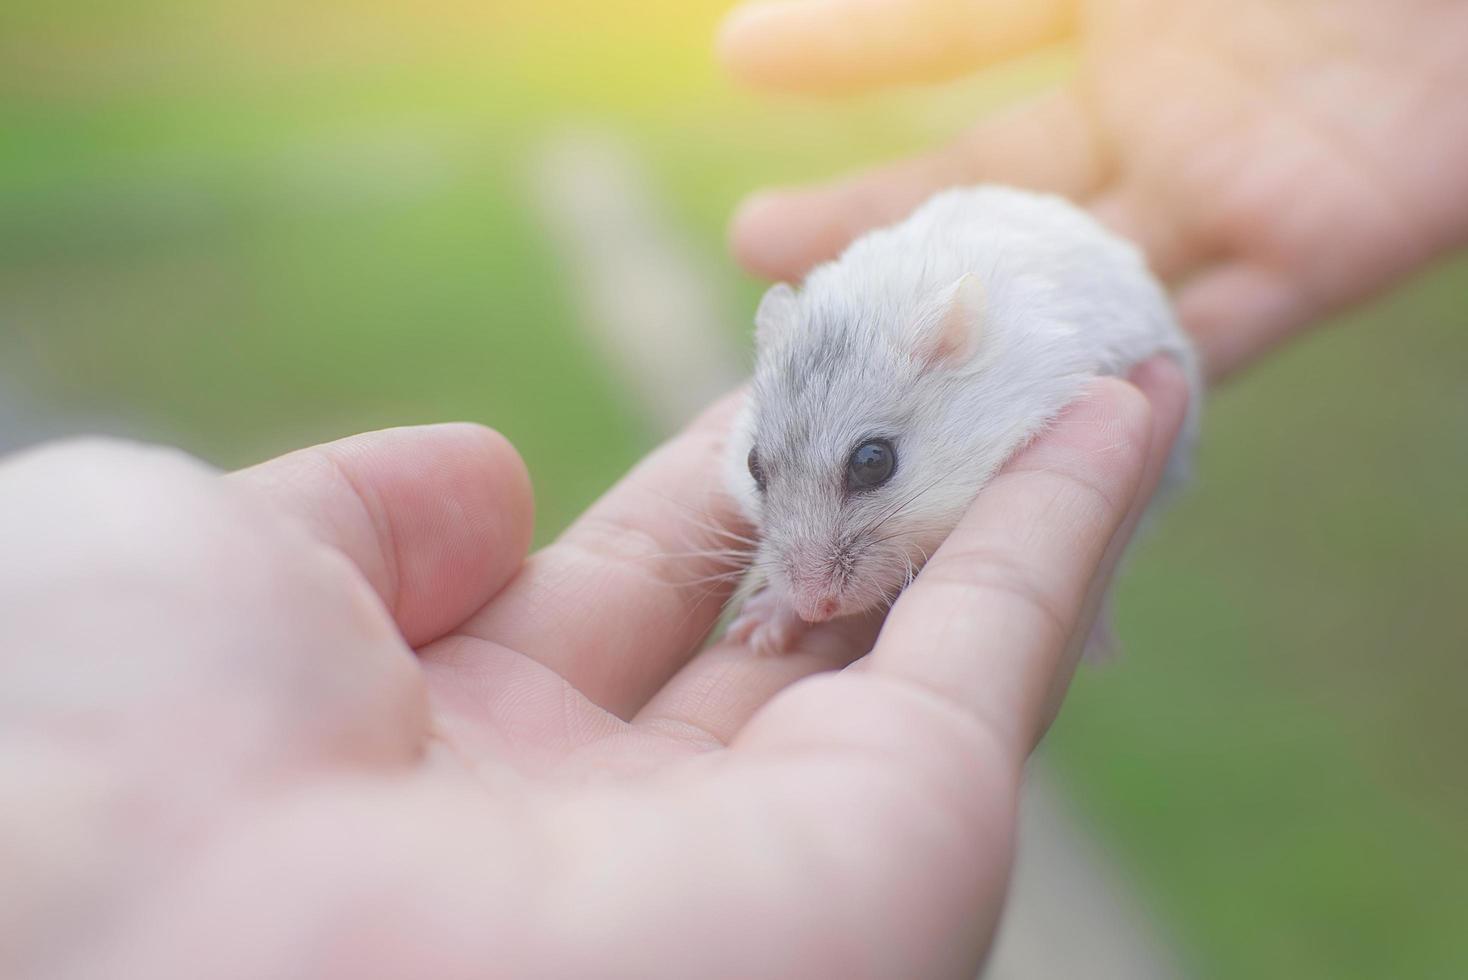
(2, 2, 1464, 976)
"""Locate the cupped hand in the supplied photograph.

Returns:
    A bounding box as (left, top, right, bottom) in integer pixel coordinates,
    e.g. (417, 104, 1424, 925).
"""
(720, 0, 1468, 380)
(0, 361, 1185, 979)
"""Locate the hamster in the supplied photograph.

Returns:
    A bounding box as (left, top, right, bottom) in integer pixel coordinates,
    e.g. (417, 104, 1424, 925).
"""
(724, 185, 1202, 654)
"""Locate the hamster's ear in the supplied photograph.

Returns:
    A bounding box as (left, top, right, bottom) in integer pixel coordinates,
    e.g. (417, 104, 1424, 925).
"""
(754, 283, 798, 348)
(916, 273, 987, 367)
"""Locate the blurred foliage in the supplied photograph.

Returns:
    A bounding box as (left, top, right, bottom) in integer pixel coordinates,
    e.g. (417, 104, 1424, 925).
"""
(2, 2, 1465, 976)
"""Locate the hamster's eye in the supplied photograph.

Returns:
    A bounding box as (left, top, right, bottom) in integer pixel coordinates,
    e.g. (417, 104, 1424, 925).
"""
(747, 447, 767, 492)
(847, 439, 896, 491)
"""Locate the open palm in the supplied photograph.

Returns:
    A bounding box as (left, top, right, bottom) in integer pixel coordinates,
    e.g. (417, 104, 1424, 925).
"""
(722, 0, 1468, 379)
(2, 366, 1184, 978)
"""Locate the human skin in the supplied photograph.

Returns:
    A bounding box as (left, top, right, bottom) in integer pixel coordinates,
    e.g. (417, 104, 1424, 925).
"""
(719, 0, 1468, 380)
(0, 363, 1184, 979)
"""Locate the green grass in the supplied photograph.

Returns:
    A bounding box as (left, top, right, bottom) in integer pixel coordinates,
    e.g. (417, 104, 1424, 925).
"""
(2, 3, 1465, 974)
(1051, 260, 1468, 977)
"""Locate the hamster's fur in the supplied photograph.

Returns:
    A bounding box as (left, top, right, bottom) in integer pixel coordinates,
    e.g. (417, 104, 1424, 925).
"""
(725, 186, 1201, 654)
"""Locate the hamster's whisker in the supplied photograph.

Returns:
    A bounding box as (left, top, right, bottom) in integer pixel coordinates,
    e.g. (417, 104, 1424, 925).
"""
(858, 463, 967, 541)
(875, 462, 968, 528)
(667, 578, 751, 641)
(868, 526, 940, 549)
(669, 557, 751, 575)
(656, 547, 754, 562)
(668, 573, 751, 591)
(667, 563, 752, 581)
(645, 489, 760, 547)
(861, 480, 939, 536)
(671, 518, 761, 549)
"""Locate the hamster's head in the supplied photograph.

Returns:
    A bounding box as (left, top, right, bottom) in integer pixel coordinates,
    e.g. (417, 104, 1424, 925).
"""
(730, 273, 1001, 623)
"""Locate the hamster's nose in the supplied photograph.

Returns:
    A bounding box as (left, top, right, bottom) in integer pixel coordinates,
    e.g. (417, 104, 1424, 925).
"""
(794, 594, 840, 623)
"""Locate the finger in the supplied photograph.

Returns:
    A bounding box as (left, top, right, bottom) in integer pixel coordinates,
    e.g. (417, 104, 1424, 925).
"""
(232, 423, 534, 649)
(719, 0, 1073, 95)
(1174, 261, 1315, 382)
(864, 376, 1168, 757)
(1036, 356, 1191, 731)
(731, 90, 1105, 281)
(457, 394, 751, 719)
(1089, 184, 1221, 284)
(633, 611, 884, 746)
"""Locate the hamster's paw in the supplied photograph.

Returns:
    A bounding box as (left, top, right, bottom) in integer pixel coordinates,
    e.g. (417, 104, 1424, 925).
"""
(727, 591, 807, 655)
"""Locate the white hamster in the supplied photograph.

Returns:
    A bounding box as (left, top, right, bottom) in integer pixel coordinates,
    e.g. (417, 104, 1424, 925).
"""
(724, 185, 1202, 654)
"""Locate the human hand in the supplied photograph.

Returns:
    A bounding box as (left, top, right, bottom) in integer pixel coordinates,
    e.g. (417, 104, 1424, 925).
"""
(719, 0, 1468, 380)
(0, 361, 1185, 979)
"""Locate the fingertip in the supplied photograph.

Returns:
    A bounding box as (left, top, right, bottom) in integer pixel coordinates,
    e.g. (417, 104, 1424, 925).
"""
(1127, 353, 1185, 399)
(718, 1, 838, 93)
(715, 2, 781, 86)
(1125, 355, 1192, 450)
(721, 0, 1073, 95)
(729, 188, 810, 281)
(425, 422, 536, 560)
(1054, 375, 1155, 471)
(1087, 372, 1154, 417)
(1000, 374, 1155, 510)
(382, 422, 536, 622)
